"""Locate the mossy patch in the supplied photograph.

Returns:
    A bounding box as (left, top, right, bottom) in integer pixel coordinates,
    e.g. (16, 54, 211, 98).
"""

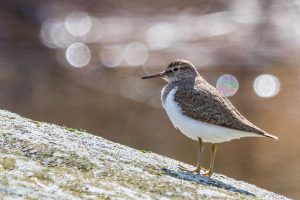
(0, 157, 16, 171)
(2, 138, 95, 172)
(35, 149, 95, 171)
(0, 176, 9, 186)
(63, 126, 83, 135)
(139, 149, 151, 153)
(32, 169, 53, 183)
(62, 153, 95, 171)
(60, 181, 91, 196)
(64, 126, 77, 132)
(32, 120, 41, 127)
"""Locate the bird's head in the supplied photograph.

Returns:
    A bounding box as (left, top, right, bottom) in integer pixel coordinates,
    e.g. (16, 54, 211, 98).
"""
(142, 59, 198, 83)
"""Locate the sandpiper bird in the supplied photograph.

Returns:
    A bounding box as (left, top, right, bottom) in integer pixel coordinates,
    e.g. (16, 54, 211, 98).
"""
(142, 59, 278, 177)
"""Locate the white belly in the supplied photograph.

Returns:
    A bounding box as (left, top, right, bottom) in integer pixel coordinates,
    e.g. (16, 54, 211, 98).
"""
(162, 87, 261, 143)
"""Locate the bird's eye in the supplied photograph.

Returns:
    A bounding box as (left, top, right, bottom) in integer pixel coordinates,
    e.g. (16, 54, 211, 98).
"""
(173, 67, 179, 72)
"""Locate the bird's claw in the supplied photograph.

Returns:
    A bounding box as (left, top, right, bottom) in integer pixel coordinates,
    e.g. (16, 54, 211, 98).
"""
(201, 170, 213, 177)
(178, 164, 205, 174)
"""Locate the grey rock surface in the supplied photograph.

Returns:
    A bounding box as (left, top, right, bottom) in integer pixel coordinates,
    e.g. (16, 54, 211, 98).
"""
(0, 110, 289, 199)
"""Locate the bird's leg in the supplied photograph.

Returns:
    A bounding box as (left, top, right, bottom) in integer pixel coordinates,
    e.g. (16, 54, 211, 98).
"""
(179, 138, 205, 174)
(202, 143, 217, 177)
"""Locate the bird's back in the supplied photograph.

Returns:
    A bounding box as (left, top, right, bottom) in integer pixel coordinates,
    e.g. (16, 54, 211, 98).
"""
(168, 76, 277, 139)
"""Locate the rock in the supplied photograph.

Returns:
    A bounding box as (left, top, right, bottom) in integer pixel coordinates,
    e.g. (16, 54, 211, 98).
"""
(0, 110, 289, 199)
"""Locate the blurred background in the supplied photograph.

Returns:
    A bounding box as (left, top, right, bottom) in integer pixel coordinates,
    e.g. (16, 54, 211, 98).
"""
(0, 0, 299, 198)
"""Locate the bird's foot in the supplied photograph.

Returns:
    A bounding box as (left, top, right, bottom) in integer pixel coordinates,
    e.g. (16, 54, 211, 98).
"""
(178, 164, 206, 174)
(201, 170, 213, 177)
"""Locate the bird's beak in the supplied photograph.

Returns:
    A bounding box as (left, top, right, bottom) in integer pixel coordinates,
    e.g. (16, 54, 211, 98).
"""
(141, 71, 166, 79)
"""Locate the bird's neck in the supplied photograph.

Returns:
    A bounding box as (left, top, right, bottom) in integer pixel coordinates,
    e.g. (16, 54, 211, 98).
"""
(161, 77, 198, 104)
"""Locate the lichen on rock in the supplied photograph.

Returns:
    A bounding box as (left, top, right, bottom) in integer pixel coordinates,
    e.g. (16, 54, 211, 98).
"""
(0, 157, 16, 171)
(0, 110, 290, 199)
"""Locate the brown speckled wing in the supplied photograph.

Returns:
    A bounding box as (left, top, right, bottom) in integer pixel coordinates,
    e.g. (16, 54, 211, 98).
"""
(174, 77, 266, 135)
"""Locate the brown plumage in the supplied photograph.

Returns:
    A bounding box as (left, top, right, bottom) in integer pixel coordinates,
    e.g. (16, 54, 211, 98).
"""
(161, 60, 277, 139)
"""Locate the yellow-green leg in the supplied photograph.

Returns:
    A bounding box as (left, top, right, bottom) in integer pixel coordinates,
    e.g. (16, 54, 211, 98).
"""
(202, 143, 217, 177)
(179, 138, 205, 174)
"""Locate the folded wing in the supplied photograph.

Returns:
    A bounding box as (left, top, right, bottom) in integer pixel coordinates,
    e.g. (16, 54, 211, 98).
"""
(174, 77, 277, 139)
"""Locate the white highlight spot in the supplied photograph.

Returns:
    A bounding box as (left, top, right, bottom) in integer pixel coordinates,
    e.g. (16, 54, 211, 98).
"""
(147, 23, 175, 49)
(65, 11, 91, 36)
(253, 74, 280, 98)
(66, 43, 91, 68)
(40, 19, 74, 48)
(216, 74, 239, 97)
(124, 42, 148, 66)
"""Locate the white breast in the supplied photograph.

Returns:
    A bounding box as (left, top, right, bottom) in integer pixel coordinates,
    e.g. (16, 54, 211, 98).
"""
(162, 87, 261, 143)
